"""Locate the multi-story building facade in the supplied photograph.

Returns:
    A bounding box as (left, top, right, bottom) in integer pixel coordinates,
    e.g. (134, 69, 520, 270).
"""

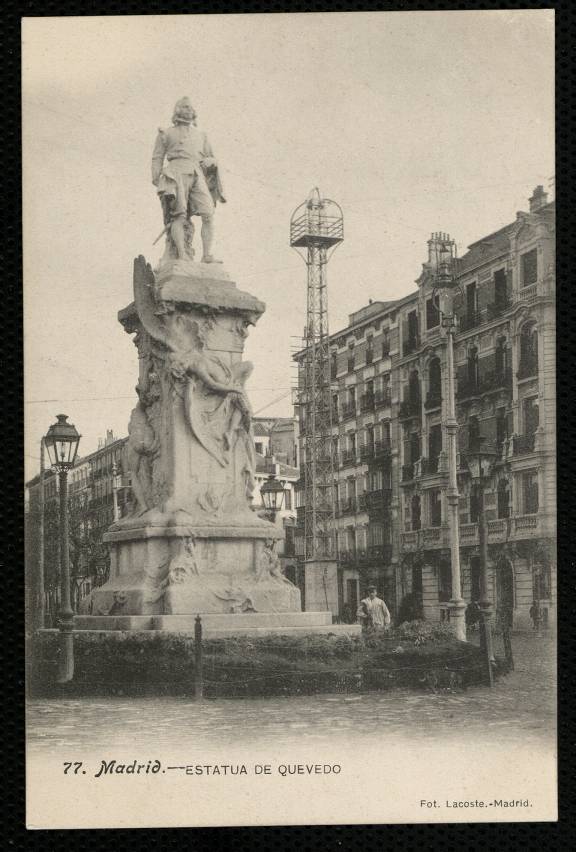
(25, 431, 128, 625)
(294, 186, 556, 629)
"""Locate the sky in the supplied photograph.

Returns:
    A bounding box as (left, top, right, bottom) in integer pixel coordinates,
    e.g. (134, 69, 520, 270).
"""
(22, 11, 554, 480)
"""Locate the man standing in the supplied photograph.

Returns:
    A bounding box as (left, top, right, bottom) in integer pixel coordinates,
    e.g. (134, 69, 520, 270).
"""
(357, 585, 391, 634)
(151, 96, 226, 263)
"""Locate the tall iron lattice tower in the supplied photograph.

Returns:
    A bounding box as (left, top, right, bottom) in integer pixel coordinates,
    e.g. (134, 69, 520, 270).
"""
(290, 188, 343, 561)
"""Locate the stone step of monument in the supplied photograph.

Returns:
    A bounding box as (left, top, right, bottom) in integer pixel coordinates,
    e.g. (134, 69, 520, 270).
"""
(73, 611, 339, 632)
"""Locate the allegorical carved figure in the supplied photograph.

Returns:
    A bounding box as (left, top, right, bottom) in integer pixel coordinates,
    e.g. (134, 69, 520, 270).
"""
(123, 393, 160, 515)
(256, 539, 294, 586)
(151, 96, 226, 263)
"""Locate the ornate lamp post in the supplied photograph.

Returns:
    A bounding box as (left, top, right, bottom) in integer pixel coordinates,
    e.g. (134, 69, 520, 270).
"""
(431, 234, 466, 641)
(464, 435, 498, 686)
(44, 414, 81, 684)
(260, 472, 286, 524)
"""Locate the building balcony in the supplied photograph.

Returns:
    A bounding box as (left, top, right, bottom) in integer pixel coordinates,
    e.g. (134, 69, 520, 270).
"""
(340, 451, 357, 468)
(360, 393, 375, 413)
(402, 463, 415, 482)
(374, 389, 391, 408)
(424, 391, 442, 410)
(399, 399, 420, 420)
(517, 357, 538, 381)
(458, 514, 541, 547)
(512, 433, 536, 455)
(366, 544, 392, 564)
(480, 368, 512, 393)
(338, 497, 357, 517)
(403, 335, 420, 356)
(373, 440, 392, 460)
(456, 378, 479, 400)
(486, 299, 511, 321)
(341, 402, 357, 421)
(400, 526, 450, 551)
(360, 443, 375, 461)
(364, 489, 392, 514)
(420, 456, 440, 476)
(459, 311, 482, 332)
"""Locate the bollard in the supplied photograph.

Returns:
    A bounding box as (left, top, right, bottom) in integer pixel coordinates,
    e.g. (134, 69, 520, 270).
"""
(194, 615, 204, 700)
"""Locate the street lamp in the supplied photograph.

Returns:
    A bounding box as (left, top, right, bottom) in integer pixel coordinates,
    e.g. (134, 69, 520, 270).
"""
(430, 233, 466, 641)
(464, 435, 498, 686)
(260, 472, 286, 523)
(44, 414, 81, 684)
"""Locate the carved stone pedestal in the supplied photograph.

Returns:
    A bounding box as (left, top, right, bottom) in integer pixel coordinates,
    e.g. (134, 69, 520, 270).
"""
(79, 256, 310, 623)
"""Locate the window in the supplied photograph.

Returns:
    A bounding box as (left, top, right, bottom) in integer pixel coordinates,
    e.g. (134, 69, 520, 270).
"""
(495, 337, 507, 377)
(381, 330, 390, 357)
(430, 489, 442, 527)
(407, 310, 419, 350)
(411, 494, 421, 531)
(366, 336, 374, 365)
(533, 563, 551, 601)
(349, 433, 357, 455)
(519, 323, 538, 378)
(466, 282, 477, 318)
(468, 416, 480, 444)
(331, 351, 337, 379)
(427, 357, 442, 405)
(255, 442, 263, 455)
(429, 424, 442, 464)
(467, 347, 479, 388)
(347, 343, 355, 373)
(426, 296, 440, 330)
(469, 485, 480, 523)
(366, 424, 374, 451)
(332, 394, 339, 416)
(494, 268, 508, 309)
(409, 370, 420, 406)
(523, 471, 539, 515)
(521, 249, 538, 287)
(497, 479, 510, 519)
(438, 560, 452, 602)
(409, 432, 420, 464)
(284, 489, 292, 510)
(349, 387, 356, 407)
(496, 407, 508, 450)
(470, 557, 481, 602)
(523, 397, 539, 436)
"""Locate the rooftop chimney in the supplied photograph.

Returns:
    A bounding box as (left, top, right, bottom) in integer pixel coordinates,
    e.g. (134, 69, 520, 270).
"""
(529, 185, 548, 213)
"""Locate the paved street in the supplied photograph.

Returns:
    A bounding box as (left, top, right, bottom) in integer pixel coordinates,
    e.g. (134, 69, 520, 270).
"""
(27, 632, 555, 756)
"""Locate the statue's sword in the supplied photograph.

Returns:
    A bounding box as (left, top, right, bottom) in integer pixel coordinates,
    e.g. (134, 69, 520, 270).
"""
(152, 224, 170, 245)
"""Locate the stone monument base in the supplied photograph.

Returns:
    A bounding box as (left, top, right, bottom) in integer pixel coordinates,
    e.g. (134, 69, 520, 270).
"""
(73, 611, 361, 637)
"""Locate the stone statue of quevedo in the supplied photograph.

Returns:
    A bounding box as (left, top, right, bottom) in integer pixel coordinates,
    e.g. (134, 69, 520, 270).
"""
(151, 96, 226, 264)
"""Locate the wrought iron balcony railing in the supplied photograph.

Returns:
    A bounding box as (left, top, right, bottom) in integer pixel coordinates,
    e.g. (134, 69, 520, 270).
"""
(360, 393, 375, 412)
(512, 433, 536, 455)
(517, 357, 538, 380)
(399, 399, 420, 419)
(424, 391, 442, 410)
(374, 389, 391, 408)
(341, 402, 357, 420)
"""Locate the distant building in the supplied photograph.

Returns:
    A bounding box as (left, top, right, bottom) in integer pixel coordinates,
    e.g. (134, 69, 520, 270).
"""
(294, 186, 556, 629)
(25, 430, 127, 624)
(252, 416, 298, 467)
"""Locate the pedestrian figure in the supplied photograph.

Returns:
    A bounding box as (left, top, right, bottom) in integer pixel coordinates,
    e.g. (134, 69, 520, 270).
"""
(357, 585, 391, 634)
(529, 600, 542, 632)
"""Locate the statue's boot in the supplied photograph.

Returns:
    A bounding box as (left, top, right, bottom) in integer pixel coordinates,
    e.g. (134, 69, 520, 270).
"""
(200, 215, 222, 263)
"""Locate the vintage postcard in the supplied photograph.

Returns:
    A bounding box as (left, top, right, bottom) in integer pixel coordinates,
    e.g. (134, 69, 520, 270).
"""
(24, 11, 556, 828)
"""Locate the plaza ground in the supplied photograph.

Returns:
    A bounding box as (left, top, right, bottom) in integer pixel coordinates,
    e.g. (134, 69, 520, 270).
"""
(27, 631, 555, 756)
